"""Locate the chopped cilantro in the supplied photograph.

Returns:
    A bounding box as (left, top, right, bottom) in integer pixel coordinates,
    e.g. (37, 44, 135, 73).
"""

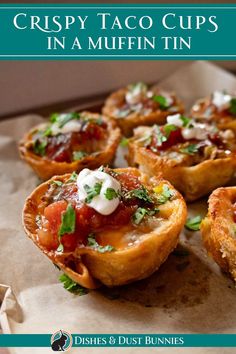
(51, 180, 63, 187)
(59, 273, 88, 295)
(84, 182, 102, 204)
(132, 207, 159, 225)
(43, 126, 52, 137)
(229, 98, 236, 116)
(153, 95, 169, 110)
(57, 204, 76, 252)
(50, 113, 59, 123)
(87, 234, 115, 253)
(155, 184, 174, 204)
(180, 116, 191, 127)
(104, 188, 119, 200)
(120, 137, 129, 147)
(67, 171, 78, 183)
(72, 151, 88, 161)
(163, 124, 177, 137)
(180, 144, 198, 155)
(185, 215, 202, 231)
(59, 203, 76, 236)
(95, 117, 103, 125)
(154, 125, 167, 146)
(126, 186, 153, 204)
(50, 112, 80, 127)
(33, 138, 48, 156)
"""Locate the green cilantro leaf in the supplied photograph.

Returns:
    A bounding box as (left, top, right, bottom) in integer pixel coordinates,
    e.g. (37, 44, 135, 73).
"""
(154, 125, 167, 146)
(67, 171, 78, 183)
(95, 117, 103, 125)
(153, 95, 169, 110)
(72, 151, 88, 161)
(104, 188, 119, 200)
(59, 273, 88, 295)
(120, 137, 129, 147)
(163, 124, 178, 137)
(50, 113, 59, 123)
(126, 186, 153, 204)
(59, 203, 76, 237)
(185, 215, 202, 231)
(87, 234, 115, 253)
(180, 116, 191, 127)
(50, 112, 80, 127)
(156, 184, 174, 204)
(229, 98, 236, 116)
(51, 180, 63, 187)
(84, 182, 102, 204)
(33, 138, 48, 156)
(132, 208, 147, 224)
(132, 207, 159, 225)
(43, 126, 52, 137)
(57, 204, 76, 252)
(180, 144, 198, 155)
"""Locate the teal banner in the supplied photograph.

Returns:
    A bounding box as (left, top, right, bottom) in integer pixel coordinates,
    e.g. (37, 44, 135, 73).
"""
(0, 4, 235, 60)
(0, 334, 236, 348)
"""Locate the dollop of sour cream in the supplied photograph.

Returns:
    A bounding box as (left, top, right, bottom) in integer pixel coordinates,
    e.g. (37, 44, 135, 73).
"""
(212, 91, 232, 111)
(166, 114, 214, 141)
(219, 129, 235, 141)
(77, 169, 121, 216)
(182, 122, 213, 141)
(51, 117, 81, 136)
(125, 83, 147, 105)
(167, 113, 183, 127)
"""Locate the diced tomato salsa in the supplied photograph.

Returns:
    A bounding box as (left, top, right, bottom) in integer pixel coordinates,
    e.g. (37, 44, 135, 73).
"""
(148, 125, 224, 153)
(37, 171, 141, 252)
(34, 120, 107, 163)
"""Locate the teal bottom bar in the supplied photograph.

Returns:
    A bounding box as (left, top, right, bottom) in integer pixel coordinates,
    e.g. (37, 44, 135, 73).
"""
(0, 335, 51, 347)
(0, 334, 236, 348)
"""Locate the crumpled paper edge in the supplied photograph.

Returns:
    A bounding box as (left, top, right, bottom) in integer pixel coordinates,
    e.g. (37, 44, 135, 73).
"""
(0, 284, 23, 334)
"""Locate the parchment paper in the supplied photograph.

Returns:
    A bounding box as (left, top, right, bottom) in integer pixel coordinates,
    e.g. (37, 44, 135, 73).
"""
(1, 61, 236, 354)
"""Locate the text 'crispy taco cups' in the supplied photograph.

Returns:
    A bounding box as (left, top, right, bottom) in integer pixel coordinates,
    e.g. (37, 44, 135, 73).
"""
(23, 168, 187, 288)
(201, 187, 236, 282)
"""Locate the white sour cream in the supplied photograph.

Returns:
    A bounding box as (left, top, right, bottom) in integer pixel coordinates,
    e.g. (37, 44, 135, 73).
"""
(125, 83, 147, 105)
(219, 129, 235, 141)
(160, 91, 173, 107)
(212, 91, 231, 111)
(51, 118, 81, 136)
(167, 114, 183, 127)
(182, 122, 212, 141)
(77, 168, 121, 216)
